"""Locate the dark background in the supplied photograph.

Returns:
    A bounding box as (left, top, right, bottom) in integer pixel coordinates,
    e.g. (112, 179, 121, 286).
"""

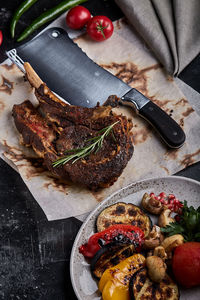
(0, 0, 200, 299)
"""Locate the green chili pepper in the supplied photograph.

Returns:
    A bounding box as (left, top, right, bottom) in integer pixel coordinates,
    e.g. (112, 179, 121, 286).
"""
(17, 0, 88, 42)
(10, 0, 39, 38)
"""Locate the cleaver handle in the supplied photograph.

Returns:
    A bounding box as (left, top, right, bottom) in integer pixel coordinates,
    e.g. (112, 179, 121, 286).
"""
(121, 89, 186, 148)
(139, 101, 186, 148)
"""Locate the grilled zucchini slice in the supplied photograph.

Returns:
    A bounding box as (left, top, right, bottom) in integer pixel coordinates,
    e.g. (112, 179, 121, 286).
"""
(96, 202, 152, 237)
(129, 268, 179, 300)
(91, 242, 135, 279)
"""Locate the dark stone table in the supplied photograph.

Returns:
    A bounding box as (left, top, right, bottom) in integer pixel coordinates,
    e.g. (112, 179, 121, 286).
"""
(0, 1, 199, 299)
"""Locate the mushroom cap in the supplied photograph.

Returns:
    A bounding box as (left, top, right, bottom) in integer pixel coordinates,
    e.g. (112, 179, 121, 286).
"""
(161, 234, 184, 253)
(158, 208, 175, 227)
(141, 193, 163, 215)
(146, 256, 167, 283)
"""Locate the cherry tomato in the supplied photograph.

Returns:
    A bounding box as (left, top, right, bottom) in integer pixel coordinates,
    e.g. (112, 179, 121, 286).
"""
(86, 16, 114, 42)
(172, 242, 200, 288)
(66, 6, 91, 30)
(0, 30, 3, 46)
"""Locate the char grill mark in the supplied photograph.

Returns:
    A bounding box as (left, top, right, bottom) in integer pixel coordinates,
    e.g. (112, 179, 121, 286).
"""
(12, 64, 134, 190)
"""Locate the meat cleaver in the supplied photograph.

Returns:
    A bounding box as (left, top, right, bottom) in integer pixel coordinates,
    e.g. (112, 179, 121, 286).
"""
(7, 27, 185, 148)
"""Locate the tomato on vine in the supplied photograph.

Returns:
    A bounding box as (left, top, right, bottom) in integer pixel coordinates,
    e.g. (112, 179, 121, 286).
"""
(66, 5, 91, 30)
(87, 16, 114, 42)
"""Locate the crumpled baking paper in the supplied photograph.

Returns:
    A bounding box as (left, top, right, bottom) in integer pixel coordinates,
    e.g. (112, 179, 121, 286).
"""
(0, 19, 200, 220)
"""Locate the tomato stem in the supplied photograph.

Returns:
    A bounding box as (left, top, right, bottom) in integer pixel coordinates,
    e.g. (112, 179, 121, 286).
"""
(96, 21, 108, 39)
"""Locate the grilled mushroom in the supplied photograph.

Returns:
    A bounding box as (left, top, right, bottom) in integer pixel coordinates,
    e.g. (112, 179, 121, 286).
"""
(158, 209, 175, 227)
(144, 225, 164, 249)
(161, 234, 184, 257)
(153, 246, 167, 261)
(146, 256, 167, 283)
(141, 193, 163, 215)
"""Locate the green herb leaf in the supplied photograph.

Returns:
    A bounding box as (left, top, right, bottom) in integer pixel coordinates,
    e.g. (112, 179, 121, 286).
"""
(161, 222, 185, 236)
(52, 121, 119, 167)
(161, 201, 200, 242)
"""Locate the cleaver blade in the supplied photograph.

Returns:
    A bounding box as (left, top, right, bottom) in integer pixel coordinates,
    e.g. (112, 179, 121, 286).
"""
(7, 27, 185, 148)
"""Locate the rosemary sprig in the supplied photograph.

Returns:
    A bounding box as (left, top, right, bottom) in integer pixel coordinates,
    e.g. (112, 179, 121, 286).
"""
(52, 121, 119, 167)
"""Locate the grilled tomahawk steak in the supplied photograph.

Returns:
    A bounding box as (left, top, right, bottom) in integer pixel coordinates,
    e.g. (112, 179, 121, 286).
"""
(12, 63, 134, 190)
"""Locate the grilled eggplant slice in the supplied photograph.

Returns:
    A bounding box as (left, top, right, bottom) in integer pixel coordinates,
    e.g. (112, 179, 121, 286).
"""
(129, 268, 179, 300)
(91, 242, 135, 279)
(96, 202, 152, 237)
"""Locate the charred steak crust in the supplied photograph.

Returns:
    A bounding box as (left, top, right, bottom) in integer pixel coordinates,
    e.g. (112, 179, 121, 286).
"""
(12, 100, 56, 158)
(12, 84, 134, 190)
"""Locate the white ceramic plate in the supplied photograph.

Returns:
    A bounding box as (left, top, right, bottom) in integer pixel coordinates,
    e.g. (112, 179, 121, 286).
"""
(70, 176, 200, 300)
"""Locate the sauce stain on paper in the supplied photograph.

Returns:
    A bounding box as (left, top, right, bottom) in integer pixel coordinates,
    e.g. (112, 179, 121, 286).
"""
(24, 161, 47, 180)
(100, 61, 175, 116)
(132, 127, 151, 145)
(175, 98, 194, 118)
(181, 149, 200, 168)
(160, 166, 170, 174)
(2, 140, 71, 194)
(0, 76, 14, 95)
(0, 99, 5, 114)
(179, 118, 184, 127)
(3, 139, 46, 174)
(0, 75, 14, 95)
(152, 99, 171, 109)
(1, 63, 15, 71)
(175, 98, 188, 106)
(43, 176, 70, 194)
(90, 190, 104, 203)
(100, 62, 160, 96)
(165, 148, 179, 160)
(182, 107, 194, 117)
(167, 76, 174, 82)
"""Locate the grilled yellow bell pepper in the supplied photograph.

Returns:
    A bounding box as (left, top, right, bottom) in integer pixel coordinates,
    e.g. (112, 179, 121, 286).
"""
(99, 253, 145, 300)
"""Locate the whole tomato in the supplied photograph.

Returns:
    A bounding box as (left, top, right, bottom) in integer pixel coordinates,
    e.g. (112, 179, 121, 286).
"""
(87, 16, 114, 42)
(172, 242, 200, 288)
(66, 6, 91, 29)
(0, 30, 3, 46)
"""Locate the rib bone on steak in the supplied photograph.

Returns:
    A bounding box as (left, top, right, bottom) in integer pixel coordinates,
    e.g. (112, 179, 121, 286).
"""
(12, 63, 134, 190)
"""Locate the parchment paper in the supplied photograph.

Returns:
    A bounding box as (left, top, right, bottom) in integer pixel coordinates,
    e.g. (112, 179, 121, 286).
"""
(0, 19, 200, 220)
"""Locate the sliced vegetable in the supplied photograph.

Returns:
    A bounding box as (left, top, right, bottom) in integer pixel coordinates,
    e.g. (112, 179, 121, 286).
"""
(172, 242, 200, 288)
(10, 0, 39, 38)
(66, 5, 91, 29)
(91, 242, 135, 279)
(96, 202, 152, 237)
(99, 254, 145, 300)
(17, 0, 88, 42)
(86, 15, 114, 42)
(79, 224, 144, 258)
(129, 268, 179, 300)
(0, 30, 3, 46)
(161, 201, 200, 242)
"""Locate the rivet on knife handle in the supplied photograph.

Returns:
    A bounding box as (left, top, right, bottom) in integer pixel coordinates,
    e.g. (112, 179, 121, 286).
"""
(120, 89, 186, 149)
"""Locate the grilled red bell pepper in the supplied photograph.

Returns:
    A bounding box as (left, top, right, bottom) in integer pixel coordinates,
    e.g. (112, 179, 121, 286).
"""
(79, 224, 145, 258)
